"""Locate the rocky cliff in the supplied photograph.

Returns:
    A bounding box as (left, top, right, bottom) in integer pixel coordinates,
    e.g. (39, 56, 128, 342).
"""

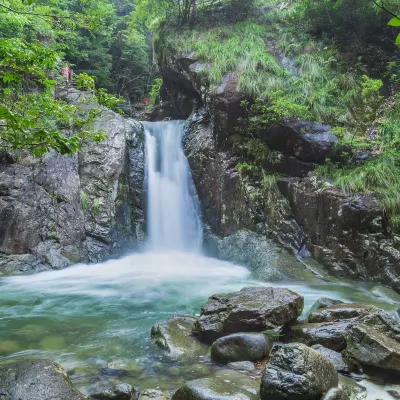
(155, 49, 400, 292)
(0, 87, 145, 275)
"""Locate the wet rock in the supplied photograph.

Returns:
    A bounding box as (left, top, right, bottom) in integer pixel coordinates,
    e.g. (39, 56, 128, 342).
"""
(151, 315, 209, 359)
(211, 332, 272, 362)
(371, 285, 400, 304)
(172, 369, 259, 400)
(89, 383, 135, 400)
(311, 344, 350, 373)
(308, 304, 378, 323)
(260, 343, 338, 400)
(285, 321, 349, 351)
(194, 286, 304, 343)
(227, 361, 256, 372)
(264, 120, 338, 163)
(308, 298, 344, 315)
(0, 359, 85, 400)
(138, 389, 168, 400)
(321, 388, 349, 400)
(338, 375, 366, 400)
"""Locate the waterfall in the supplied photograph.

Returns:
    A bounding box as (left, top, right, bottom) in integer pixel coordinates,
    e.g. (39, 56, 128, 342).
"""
(144, 120, 203, 252)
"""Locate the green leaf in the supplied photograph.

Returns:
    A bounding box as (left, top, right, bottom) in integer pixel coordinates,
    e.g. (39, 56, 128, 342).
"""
(388, 16, 400, 27)
(396, 33, 400, 46)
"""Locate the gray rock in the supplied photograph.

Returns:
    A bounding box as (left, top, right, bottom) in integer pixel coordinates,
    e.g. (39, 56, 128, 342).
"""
(227, 361, 256, 372)
(211, 332, 272, 362)
(194, 286, 304, 343)
(0, 359, 85, 400)
(260, 343, 338, 400)
(139, 389, 168, 400)
(308, 298, 344, 315)
(308, 304, 378, 323)
(89, 384, 135, 400)
(151, 315, 209, 359)
(311, 345, 350, 373)
(321, 388, 349, 400)
(285, 321, 349, 351)
(338, 376, 366, 400)
(172, 369, 259, 400)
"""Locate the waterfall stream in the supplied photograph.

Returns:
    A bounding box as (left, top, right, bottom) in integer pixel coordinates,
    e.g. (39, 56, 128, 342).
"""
(144, 121, 202, 251)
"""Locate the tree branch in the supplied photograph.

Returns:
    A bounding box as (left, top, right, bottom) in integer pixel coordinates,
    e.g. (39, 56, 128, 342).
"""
(0, 2, 75, 20)
(373, 0, 400, 20)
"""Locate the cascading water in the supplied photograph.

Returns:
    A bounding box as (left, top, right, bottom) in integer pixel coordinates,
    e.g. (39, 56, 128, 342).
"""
(144, 121, 202, 251)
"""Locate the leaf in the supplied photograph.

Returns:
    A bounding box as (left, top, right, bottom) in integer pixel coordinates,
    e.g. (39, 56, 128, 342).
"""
(396, 33, 400, 46)
(388, 16, 400, 27)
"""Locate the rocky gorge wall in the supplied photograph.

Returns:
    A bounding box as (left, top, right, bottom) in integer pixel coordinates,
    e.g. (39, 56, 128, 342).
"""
(154, 49, 400, 292)
(0, 87, 146, 275)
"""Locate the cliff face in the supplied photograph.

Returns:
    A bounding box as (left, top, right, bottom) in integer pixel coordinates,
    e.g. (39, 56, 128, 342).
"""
(0, 88, 145, 275)
(156, 49, 400, 292)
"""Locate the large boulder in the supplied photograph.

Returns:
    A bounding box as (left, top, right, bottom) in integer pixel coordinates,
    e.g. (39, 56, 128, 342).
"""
(172, 370, 259, 400)
(151, 315, 209, 359)
(194, 286, 304, 343)
(211, 332, 272, 362)
(260, 343, 339, 400)
(0, 359, 85, 400)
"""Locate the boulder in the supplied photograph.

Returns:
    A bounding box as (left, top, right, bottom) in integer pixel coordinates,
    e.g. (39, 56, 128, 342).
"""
(139, 389, 168, 400)
(194, 286, 304, 343)
(308, 298, 344, 315)
(321, 388, 349, 400)
(260, 343, 339, 400)
(308, 304, 378, 323)
(172, 370, 259, 400)
(211, 332, 272, 362)
(0, 359, 85, 400)
(151, 315, 209, 359)
(285, 321, 349, 351)
(264, 120, 338, 163)
(88, 384, 135, 400)
(311, 345, 350, 374)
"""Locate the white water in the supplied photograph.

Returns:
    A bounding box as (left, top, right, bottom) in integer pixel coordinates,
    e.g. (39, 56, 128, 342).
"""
(144, 120, 203, 251)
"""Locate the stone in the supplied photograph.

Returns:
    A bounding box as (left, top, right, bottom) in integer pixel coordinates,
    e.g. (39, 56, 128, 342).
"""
(171, 370, 259, 400)
(308, 303, 378, 323)
(211, 332, 272, 362)
(308, 298, 344, 315)
(139, 389, 168, 400)
(311, 345, 350, 373)
(89, 384, 136, 400)
(338, 376, 366, 400)
(321, 388, 349, 400)
(194, 286, 304, 343)
(371, 285, 400, 304)
(151, 315, 209, 359)
(260, 343, 339, 400)
(285, 321, 349, 351)
(227, 361, 256, 372)
(0, 359, 85, 400)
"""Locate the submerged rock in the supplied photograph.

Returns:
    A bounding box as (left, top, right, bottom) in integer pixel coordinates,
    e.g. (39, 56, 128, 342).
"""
(138, 389, 168, 400)
(172, 369, 259, 400)
(260, 343, 338, 400)
(211, 332, 272, 362)
(0, 359, 85, 400)
(151, 315, 209, 359)
(194, 286, 304, 343)
(227, 361, 256, 373)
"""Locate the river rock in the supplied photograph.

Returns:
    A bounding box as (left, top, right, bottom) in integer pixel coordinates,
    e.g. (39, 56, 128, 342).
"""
(88, 384, 135, 400)
(285, 321, 349, 351)
(260, 343, 339, 400)
(194, 286, 304, 343)
(211, 332, 272, 362)
(311, 344, 350, 373)
(321, 388, 349, 400)
(171, 369, 259, 400)
(228, 361, 256, 372)
(308, 298, 344, 315)
(139, 389, 168, 400)
(308, 304, 378, 323)
(0, 359, 85, 400)
(151, 315, 209, 359)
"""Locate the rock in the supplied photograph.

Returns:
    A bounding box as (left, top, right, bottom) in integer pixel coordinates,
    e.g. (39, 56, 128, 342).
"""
(211, 332, 272, 362)
(308, 304, 378, 323)
(138, 389, 168, 400)
(89, 384, 135, 400)
(345, 322, 400, 372)
(171, 369, 259, 400)
(264, 120, 338, 163)
(371, 285, 400, 304)
(227, 361, 256, 372)
(321, 388, 349, 400)
(260, 343, 339, 400)
(0, 359, 85, 400)
(308, 298, 344, 315)
(285, 321, 349, 351)
(194, 286, 304, 343)
(151, 315, 209, 359)
(338, 376, 366, 400)
(311, 345, 350, 373)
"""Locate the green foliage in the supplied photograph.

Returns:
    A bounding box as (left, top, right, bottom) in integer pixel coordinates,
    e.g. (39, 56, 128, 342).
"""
(91, 198, 102, 215)
(148, 77, 163, 108)
(80, 190, 88, 213)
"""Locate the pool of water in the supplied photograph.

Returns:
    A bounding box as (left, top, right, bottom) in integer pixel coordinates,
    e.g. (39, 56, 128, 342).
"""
(0, 251, 398, 397)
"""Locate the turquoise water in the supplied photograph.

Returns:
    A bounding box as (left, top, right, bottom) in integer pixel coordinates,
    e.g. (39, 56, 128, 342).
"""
(0, 251, 398, 397)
